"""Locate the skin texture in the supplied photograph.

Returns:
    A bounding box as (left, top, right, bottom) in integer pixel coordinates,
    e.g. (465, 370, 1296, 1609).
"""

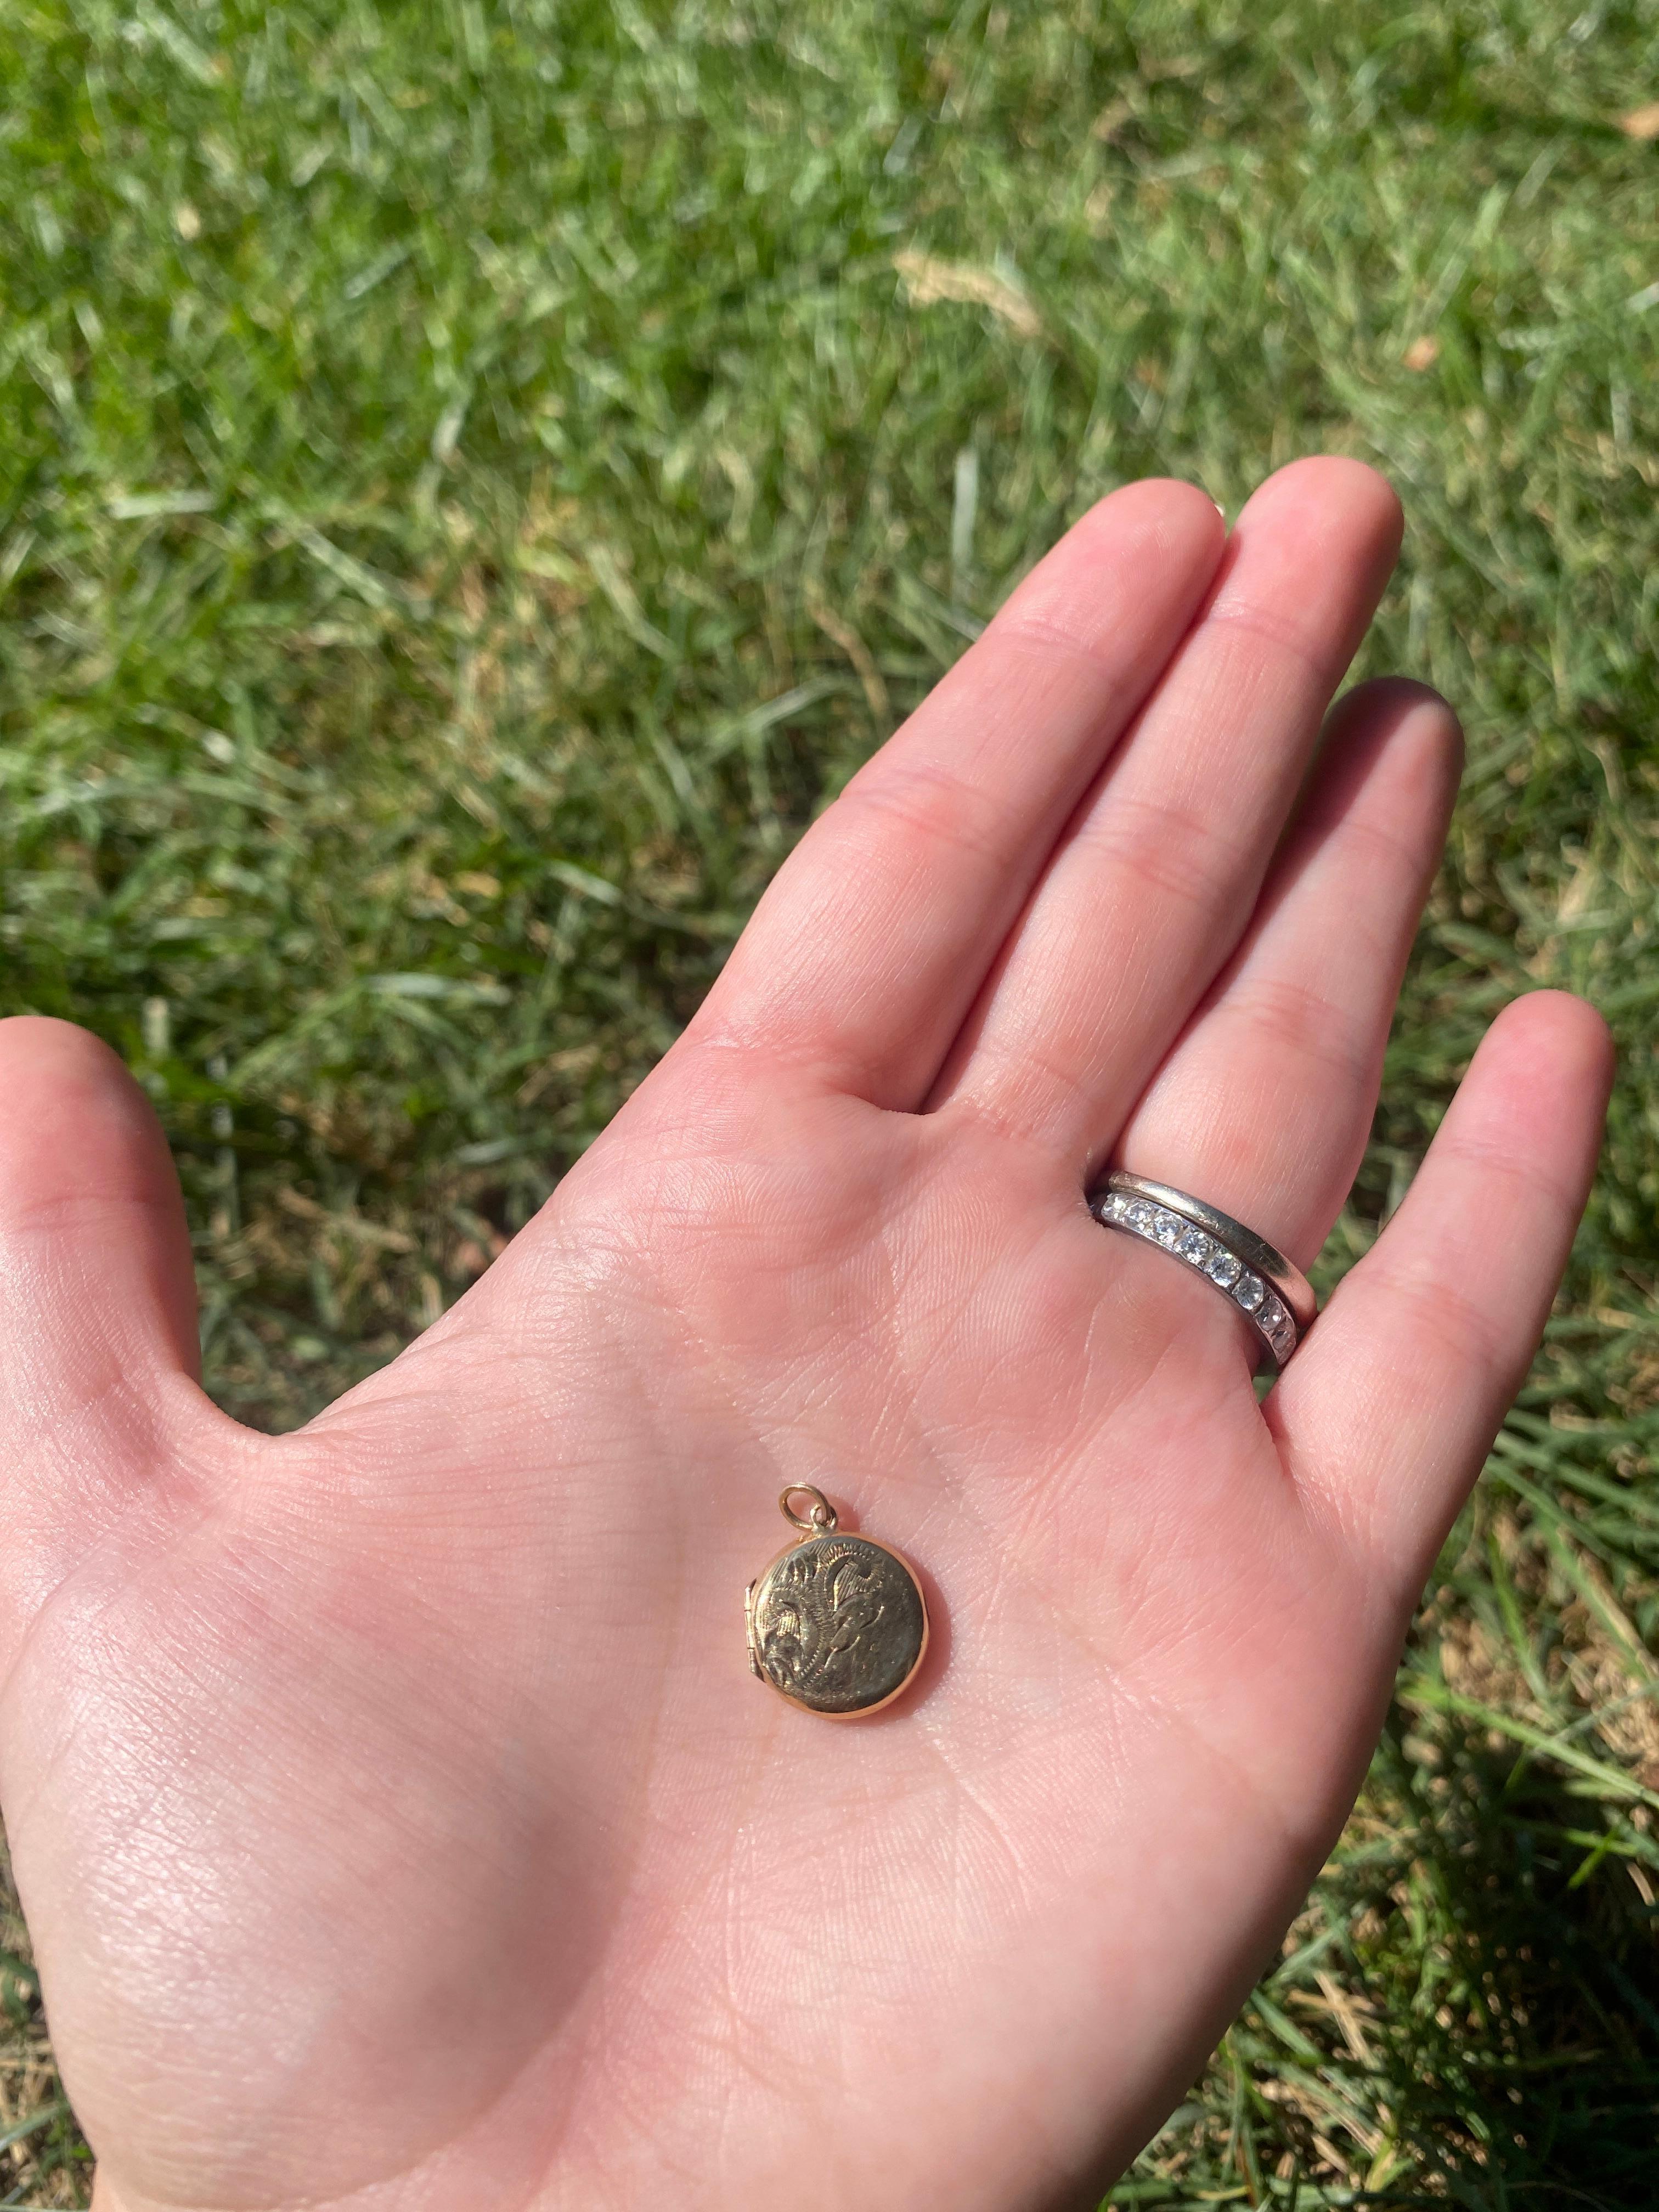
(0, 458, 1610, 2212)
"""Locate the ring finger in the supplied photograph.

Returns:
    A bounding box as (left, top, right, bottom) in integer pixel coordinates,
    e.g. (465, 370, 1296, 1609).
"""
(1112, 677, 1463, 1276)
(930, 457, 1403, 1156)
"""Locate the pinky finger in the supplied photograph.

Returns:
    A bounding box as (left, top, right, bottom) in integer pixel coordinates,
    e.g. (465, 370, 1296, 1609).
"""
(1273, 990, 1613, 1593)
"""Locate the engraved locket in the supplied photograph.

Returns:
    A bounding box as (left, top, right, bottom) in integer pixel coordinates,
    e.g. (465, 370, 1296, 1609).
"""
(746, 1486, 929, 1718)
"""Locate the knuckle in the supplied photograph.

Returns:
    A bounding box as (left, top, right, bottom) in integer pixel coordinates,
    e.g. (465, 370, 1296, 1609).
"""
(1081, 790, 1240, 916)
(1224, 973, 1373, 1086)
(832, 759, 1006, 872)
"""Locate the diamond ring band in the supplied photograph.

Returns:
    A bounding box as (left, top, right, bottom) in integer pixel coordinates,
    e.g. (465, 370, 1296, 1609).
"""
(1090, 1172, 1316, 1373)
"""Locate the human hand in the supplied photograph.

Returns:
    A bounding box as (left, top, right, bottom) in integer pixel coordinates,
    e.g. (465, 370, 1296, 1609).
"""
(0, 458, 1610, 2212)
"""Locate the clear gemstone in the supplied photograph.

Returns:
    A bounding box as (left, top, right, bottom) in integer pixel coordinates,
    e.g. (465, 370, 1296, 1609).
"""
(1257, 1294, 1285, 1333)
(1099, 1193, 1126, 1221)
(1177, 1226, 1212, 1265)
(1234, 1272, 1265, 1312)
(1126, 1200, 1154, 1231)
(1205, 1248, 1241, 1289)
(1152, 1210, 1183, 1248)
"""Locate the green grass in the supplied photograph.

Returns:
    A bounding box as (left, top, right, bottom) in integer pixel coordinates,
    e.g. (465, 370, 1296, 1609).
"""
(2, 0, 1658, 2202)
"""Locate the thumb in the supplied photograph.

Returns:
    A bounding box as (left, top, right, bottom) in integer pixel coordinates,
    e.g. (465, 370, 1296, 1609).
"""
(0, 1017, 211, 1631)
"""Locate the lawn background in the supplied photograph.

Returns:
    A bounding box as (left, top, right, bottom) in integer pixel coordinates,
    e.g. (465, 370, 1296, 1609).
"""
(3, 0, 1659, 2202)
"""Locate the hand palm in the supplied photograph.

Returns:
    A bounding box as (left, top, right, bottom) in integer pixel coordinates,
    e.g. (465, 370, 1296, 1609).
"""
(0, 462, 1607, 2212)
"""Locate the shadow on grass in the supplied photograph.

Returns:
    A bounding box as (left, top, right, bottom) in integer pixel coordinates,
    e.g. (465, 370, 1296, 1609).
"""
(1118, 1696, 1659, 2210)
(1251, 1712, 1659, 2210)
(1351, 1717, 1659, 2208)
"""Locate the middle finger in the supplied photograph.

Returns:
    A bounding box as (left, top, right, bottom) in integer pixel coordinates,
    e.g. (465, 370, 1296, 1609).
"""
(929, 457, 1402, 1166)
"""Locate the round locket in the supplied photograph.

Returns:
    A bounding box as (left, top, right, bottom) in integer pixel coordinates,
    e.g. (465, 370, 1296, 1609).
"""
(746, 1487, 929, 1718)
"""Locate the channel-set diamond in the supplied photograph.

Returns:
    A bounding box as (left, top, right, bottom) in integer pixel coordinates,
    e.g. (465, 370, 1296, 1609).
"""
(1093, 1184, 1300, 1364)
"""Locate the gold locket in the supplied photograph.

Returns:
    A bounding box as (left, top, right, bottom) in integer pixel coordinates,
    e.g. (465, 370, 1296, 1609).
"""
(746, 1486, 929, 1718)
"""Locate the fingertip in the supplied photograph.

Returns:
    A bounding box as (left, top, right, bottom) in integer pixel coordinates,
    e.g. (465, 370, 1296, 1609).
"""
(1072, 475, 1229, 568)
(0, 1015, 200, 1384)
(1317, 678, 1464, 823)
(1484, 987, 1615, 1103)
(0, 1016, 177, 1222)
(996, 476, 1228, 686)
(1328, 675, 1462, 748)
(0, 1011, 130, 1075)
(1237, 454, 1405, 568)
(1195, 458, 1404, 691)
(0, 1012, 140, 1096)
(1435, 992, 1613, 1234)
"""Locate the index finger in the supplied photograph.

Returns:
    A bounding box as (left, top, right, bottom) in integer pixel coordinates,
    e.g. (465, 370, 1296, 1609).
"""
(690, 479, 1225, 1107)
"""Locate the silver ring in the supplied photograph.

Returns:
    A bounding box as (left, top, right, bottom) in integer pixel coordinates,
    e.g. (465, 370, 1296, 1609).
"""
(1090, 1172, 1315, 1373)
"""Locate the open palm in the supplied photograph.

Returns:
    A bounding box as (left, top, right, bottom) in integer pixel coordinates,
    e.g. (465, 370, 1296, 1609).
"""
(0, 460, 1609, 2212)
